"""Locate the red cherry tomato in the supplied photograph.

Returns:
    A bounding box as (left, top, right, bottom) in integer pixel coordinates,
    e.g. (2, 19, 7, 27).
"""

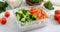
(29, 8, 36, 14)
(54, 14, 60, 20)
(1, 18, 7, 25)
(5, 12, 10, 18)
(58, 18, 60, 24)
(55, 10, 60, 14)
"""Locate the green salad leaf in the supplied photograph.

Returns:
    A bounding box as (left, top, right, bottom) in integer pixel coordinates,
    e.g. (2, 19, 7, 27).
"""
(0, 1, 8, 13)
(44, 1, 54, 10)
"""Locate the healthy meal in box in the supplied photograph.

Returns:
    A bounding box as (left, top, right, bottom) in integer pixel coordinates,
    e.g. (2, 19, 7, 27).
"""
(15, 7, 49, 26)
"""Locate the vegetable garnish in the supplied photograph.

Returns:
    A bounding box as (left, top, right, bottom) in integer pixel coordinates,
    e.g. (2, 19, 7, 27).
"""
(44, 1, 54, 10)
(29, 8, 49, 20)
(0, 1, 8, 13)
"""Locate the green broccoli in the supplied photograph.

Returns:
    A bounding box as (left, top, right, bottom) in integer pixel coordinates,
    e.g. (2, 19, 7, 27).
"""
(27, 14, 36, 20)
(21, 18, 26, 23)
(26, 17, 32, 22)
(22, 9, 29, 15)
(32, 15, 36, 20)
(16, 14, 20, 21)
(18, 10, 23, 14)
(26, 14, 36, 22)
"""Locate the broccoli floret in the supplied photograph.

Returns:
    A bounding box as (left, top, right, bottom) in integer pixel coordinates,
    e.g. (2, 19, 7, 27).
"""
(15, 12, 20, 16)
(21, 18, 26, 23)
(18, 10, 23, 14)
(32, 15, 36, 20)
(19, 14, 24, 20)
(26, 14, 32, 18)
(16, 14, 20, 21)
(22, 9, 29, 15)
(26, 17, 32, 22)
(15, 13, 24, 20)
(26, 14, 36, 20)
(26, 14, 36, 22)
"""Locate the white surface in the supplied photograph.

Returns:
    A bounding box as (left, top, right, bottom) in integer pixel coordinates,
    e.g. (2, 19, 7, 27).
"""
(0, 0, 60, 32)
